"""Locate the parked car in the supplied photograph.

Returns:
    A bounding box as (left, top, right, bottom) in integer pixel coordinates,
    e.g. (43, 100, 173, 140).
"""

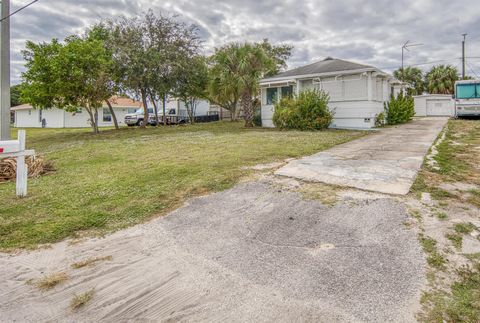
(124, 108, 155, 126)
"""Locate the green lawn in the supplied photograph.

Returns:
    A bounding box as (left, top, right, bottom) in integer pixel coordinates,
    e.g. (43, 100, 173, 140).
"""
(0, 122, 364, 250)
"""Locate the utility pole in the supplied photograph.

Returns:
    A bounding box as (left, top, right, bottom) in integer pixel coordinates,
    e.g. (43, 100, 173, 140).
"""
(462, 33, 467, 79)
(0, 0, 10, 140)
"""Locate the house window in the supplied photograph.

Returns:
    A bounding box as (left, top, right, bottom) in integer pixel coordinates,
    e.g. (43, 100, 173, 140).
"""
(28, 110, 31, 115)
(38, 109, 42, 122)
(103, 108, 112, 122)
(281, 86, 293, 99)
(266, 88, 278, 105)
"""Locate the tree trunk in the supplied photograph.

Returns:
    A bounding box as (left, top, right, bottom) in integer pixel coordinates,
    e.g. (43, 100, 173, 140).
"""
(186, 98, 195, 124)
(105, 99, 119, 130)
(242, 91, 254, 127)
(148, 90, 159, 126)
(162, 95, 167, 126)
(85, 107, 96, 133)
(93, 108, 100, 133)
(140, 88, 148, 128)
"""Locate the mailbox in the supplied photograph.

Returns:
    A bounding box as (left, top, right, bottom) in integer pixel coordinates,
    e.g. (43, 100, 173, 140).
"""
(0, 140, 20, 154)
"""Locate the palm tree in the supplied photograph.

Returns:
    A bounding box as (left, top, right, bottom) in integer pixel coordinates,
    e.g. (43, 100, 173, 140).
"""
(393, 66, 424, 95)
(425, 65, 459, 94)
(207, 45, 242, 121)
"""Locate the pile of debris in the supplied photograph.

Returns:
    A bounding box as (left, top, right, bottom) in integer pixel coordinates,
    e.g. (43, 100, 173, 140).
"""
(0, 156, 54, 182)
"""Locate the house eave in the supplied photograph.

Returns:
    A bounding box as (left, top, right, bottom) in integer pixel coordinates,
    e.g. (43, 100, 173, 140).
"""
(260, 67, 386, 85)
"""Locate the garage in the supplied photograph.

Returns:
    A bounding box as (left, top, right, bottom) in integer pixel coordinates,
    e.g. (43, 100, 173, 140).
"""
(414, 94, 454, 117)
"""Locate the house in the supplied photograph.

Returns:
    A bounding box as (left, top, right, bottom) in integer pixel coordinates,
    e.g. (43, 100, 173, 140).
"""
(259, 57, 405, 129)
(11, 97, 143, 128)
(413, 94, 454, 117)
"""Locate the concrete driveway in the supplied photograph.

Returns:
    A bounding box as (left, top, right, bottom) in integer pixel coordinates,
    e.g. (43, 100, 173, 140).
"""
(276, 118, 448, 195)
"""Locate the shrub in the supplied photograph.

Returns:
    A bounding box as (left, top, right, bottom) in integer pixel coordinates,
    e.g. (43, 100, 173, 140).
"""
(272, 89, 333, 130)
(384, 91, 415, 125)
(375, 112, 386, 127)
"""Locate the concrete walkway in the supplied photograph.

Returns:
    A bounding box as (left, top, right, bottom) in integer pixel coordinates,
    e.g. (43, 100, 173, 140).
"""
(276, 118, 448, 195)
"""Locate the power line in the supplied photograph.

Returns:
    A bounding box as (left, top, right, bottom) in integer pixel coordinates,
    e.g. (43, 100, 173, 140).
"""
(466, 61, 479, 78)
(379, 57, 461, 70)
(0, 0, 39, 22)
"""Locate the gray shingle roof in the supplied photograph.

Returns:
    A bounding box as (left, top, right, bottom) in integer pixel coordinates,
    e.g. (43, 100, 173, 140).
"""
(263, 57, 375, 81)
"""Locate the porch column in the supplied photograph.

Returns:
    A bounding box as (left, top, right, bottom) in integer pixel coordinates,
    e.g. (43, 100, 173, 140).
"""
(295, 80, 300, 95)
(367, 72, 372, 101)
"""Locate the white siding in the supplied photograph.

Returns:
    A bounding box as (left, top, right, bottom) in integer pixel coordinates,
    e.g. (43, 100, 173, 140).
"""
(14, 106, 141, 128)
(64, 109, 90, 128)
(260, 72, 398, 129)
(343, 75, 368, 100)
(414, 95, 454, 117)
(15, 108, 64, 128)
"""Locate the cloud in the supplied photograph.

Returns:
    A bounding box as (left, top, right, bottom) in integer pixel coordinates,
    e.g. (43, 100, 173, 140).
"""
(8, 0, 480, 83)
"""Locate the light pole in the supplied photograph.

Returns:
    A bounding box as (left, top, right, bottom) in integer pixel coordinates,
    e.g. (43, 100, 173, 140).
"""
(401, 40, 423, 79)
(0, 0, 10, 140)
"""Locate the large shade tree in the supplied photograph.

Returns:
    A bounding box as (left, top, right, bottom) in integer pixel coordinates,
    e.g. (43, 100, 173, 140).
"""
(425, 65, 459, 94)
(107, 11, 201, 127)
(393, 66, 424, 95)
(22, 35, 115, 133)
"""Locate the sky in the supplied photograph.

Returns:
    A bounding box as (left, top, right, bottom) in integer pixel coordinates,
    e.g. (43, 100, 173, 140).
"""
(8, 0, 480, 83)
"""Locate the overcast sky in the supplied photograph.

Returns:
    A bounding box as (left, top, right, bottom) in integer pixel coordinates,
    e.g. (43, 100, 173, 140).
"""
(8, 0, 480, 83)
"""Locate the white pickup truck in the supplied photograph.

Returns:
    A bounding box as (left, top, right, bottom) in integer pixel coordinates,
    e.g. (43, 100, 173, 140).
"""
(124, 108, 155, 126)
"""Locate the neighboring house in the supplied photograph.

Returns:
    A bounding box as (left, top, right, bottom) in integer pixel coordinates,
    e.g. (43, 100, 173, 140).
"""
(11, 97, 143, 128)
(413, 94, 454, 117)
(259, 57, 405, 129)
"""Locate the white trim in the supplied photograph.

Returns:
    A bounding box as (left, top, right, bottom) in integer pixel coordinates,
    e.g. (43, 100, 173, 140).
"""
(260, 67, 384, 84)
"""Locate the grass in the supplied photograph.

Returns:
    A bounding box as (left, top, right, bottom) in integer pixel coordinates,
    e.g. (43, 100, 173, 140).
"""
(435, 211, 448, 220)
(29, 272, 69, 291)
(411, 119, 480, 201)
(445, 222, 478, 251)
(421, 262, 480, 322)
(71, 255, 113, 269)
(0, 122, 364, 250)
(446, 233, 463, 250)
(414, 119, 480, 322)
(454, 222, 477, 235)
(419, 235, 447, 270)
(70, 288, 95, 310)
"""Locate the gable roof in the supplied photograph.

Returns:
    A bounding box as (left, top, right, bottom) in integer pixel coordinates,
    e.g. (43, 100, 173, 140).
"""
(262, 57, 380, 82)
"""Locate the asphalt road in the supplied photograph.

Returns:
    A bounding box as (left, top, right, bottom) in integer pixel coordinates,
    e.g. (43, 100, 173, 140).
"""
(0, 181, 425, 322)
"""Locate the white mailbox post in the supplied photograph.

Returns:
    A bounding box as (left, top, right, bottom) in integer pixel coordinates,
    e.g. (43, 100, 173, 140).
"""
(0, 130, 35, 197)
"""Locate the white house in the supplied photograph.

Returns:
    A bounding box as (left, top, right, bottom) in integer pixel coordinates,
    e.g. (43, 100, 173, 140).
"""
(260, 57, 405, 129)
(12, 97, 143, 128)
(413, 94, 454, 117)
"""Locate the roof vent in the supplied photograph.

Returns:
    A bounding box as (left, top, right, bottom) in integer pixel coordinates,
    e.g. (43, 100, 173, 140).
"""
(323, 57, 334, 61)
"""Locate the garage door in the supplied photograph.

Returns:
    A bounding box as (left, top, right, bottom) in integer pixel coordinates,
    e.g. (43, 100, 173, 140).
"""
(426, 99, 453, 116)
